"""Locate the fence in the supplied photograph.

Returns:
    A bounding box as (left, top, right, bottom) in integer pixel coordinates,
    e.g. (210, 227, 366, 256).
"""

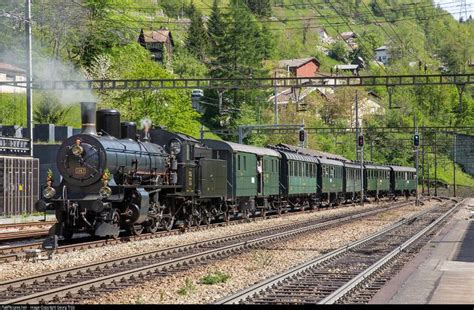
(431, 185, 474, 198)
(0, 156, 39, 216)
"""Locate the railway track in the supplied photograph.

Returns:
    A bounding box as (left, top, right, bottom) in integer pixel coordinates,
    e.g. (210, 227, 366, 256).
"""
(0, 198, 423, 304)
(0, 221, 56, 231)
(0, 230, 50, 242)
(0, 198, 414, 263)
(0, 221, 55, 242)
(217, 199, 461, 305)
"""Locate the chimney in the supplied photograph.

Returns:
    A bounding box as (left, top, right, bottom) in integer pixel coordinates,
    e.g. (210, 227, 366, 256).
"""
(80, 102, 97, 135)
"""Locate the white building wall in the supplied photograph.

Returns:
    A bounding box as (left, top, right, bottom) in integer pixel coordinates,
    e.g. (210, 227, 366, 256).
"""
(375, 49, 390, 65)
(0, 72, 26, 94)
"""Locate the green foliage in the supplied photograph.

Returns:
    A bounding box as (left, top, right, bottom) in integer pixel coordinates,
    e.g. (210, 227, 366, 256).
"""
(200, 271, 231, 285)
(185, 3, 209, 61)
(330, 41, 349, 62)
(33, 92, 72, 125)
(106, 43, 203, 138)
(177, 278, 196, 296)
(0, 94, 27, 127)
(172, 49, 208, 78)
(244, 0, 272, 17)
(207, 0, 225, 55)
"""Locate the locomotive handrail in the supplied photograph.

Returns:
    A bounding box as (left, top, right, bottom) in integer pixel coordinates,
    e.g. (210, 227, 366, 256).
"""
(105, 147, 164, 156)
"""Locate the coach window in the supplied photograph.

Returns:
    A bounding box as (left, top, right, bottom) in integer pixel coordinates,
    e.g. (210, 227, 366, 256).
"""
(238, 155, 241, 170)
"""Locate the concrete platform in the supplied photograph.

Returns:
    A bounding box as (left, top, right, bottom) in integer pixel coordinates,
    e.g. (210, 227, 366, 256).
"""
(370, 198, 474, 304)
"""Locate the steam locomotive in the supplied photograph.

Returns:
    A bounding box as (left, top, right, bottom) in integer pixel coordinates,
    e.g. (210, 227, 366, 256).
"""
(36, 102, 416, 248)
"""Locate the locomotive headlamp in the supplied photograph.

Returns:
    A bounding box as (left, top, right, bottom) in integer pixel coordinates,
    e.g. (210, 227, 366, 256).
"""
(71, 138, 83, 156)
(99, 186, 112, 198)
(43, 186, 56, 199)
(71, 144, 84, 156)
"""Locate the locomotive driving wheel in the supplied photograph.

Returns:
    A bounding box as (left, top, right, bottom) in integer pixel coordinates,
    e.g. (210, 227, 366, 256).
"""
(160, 214, 174, 231)
(203, 210, 213, 226)
(192, 209, 203, 227)
(130, 224, 144, 236)
(146, 218, 159, 234)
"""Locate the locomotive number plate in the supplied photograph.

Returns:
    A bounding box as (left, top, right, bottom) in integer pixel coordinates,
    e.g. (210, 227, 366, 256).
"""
(75, 167, 87, 175)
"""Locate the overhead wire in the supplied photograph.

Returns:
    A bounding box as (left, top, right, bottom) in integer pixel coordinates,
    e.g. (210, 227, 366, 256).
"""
(325, 0, 389, 74)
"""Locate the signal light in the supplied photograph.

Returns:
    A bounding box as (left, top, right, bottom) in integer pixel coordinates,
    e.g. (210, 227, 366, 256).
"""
(358, 135, 364, 147)
(299, 129, 305, 142)
(413, 134, 420, 147)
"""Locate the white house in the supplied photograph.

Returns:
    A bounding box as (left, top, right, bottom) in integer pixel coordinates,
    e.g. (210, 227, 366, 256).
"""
(0, 63, 26, 94)
(375, 46, 390, 65)
(351, 92, 385, 127)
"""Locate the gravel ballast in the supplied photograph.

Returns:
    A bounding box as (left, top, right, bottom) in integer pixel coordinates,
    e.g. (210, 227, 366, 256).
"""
(85, 200, 440, 304)
(0, 201, 422, 282)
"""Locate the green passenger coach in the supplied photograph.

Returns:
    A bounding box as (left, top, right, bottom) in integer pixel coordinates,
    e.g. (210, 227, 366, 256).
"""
(343, 161, 363, 201)
(202, 140, 281, 214)
(364, 164, 391, 199)
(279, 151, 319, 195)
(390, 165, 417, 196)
(317, 158, 344, 204)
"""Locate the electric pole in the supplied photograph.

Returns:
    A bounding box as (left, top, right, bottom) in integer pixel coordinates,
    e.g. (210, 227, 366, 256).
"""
(453, 134, 456, 197)
(414, 116, 419, 206)
(26, 0, 33, 157)
(274, 72, 278, 124)
(355, 91, 364, 206)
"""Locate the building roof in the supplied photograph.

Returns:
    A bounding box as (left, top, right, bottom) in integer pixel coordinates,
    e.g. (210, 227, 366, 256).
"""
(340, 32, 356, 40)
(334, 64, 360, 70)
(0, 63, 25, 74)
(140, 29, 174, 45)
(375, 45, 388, 51)
(278, 57, 320, 69)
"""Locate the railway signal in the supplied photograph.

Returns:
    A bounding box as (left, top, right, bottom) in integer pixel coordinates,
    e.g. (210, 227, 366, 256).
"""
(413, 134, 420, 147)
(299, 129, 306, 143)
(358, 135, 364, 147)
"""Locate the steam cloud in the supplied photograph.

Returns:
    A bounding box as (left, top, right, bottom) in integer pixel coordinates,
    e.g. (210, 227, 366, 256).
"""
(0, 52, 98, 105)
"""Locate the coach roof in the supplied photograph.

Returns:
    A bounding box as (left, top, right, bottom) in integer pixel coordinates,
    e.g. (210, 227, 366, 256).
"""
(390, 165, 416, 172)
(278, 150, 319, 163)
(203, 139, 281, 157)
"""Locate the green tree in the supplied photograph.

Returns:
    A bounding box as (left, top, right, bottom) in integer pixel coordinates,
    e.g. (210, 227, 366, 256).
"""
(210, 3, 268, 79)
(350, 29, 384, 62)
(330, 41, 349, 62)
(207, 0, 224, 55)
(244, 0, 272, 17)
(107, 43, 202, 137)
(33, 93, 72, 125)
(185, 3, 209, 61)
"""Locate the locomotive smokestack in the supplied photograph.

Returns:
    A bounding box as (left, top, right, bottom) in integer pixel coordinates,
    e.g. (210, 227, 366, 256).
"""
(81, 102, 97, 135)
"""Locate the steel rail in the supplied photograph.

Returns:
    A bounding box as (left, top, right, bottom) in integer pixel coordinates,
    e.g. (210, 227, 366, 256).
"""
(216, 200, 454, 304)
(319, 199, 463, 304)
(0, 199, 418, 304)
(0, 197, 402, 262)
(0, 221, 56, 230)
(0, 230, 49, 241)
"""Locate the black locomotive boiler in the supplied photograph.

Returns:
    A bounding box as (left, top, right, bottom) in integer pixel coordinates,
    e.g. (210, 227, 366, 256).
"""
(36, 102, 227, 248)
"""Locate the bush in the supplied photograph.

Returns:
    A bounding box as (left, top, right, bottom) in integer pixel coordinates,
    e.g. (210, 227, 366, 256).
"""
(200, 271, 230, 285)
(177, 278, 196, 296)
